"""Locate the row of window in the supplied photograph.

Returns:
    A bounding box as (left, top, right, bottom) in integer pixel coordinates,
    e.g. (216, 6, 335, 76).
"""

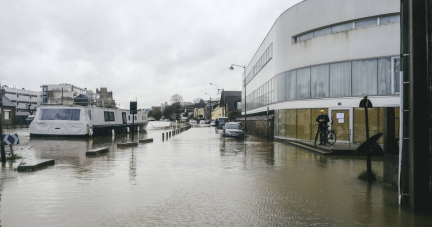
(11, 100, 38, 105)
(6, 92, 40, 99)
(244, 56, 400, 111)
(246, 78, 275, 111)
(295, 14, 400, 43)
(245, 43, 273, 85)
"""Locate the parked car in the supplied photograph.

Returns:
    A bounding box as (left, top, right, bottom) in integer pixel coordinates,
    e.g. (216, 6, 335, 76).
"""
(26, 115, 35, 125)
(189, 120, 197, 123)
(216, 117, 229, 129)
(222, 122, 244, 138)
(211, 121, 215, 126)
(199, 120, 206, 124)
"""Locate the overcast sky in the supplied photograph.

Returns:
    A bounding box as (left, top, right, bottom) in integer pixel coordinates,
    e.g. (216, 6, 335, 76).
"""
(0, 0, 301, 108)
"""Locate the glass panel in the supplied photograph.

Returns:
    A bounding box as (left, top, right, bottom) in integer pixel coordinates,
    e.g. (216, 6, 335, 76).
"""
(393, 58, 401, 93)
(330, 62, 351, 97)
(104, 112, 109, 121)
(313, 27, 331, 38)
(380, 15, 400, 25)
(296, 68, 311, 99)
(276, 73, 286, 102)
(278, 110, 286, 137)
(355, 18, 377, 28)
(297, 32, 314, 42)
(311, 64, 330, 98)
(41, 109, 81, 121)
(331, 23, 353, 33)
(352, 59, 378, 96)
(285, 70, 296, 100)
(378, 58, 391, 95)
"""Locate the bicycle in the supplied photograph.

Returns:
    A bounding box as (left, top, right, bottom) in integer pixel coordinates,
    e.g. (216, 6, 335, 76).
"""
(314, 123, 337, 146)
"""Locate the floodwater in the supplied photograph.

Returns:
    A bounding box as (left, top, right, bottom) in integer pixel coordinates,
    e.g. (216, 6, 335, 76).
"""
(1, 121, 431, 226)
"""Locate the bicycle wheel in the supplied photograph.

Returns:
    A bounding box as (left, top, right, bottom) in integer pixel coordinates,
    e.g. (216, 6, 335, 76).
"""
(327, 131, 337, 145)
(314, 130, 320, 146)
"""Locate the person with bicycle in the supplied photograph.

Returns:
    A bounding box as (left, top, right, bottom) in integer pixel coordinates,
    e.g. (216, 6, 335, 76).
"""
(215, 118, 219, 130)
(316, 110, 330, 145)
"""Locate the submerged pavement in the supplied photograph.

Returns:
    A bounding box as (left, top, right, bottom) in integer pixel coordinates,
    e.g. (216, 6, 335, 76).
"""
(1, 121, 431, 226)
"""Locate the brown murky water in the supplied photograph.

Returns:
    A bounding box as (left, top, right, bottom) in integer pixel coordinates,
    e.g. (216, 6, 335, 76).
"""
(1, 122, 431, 226)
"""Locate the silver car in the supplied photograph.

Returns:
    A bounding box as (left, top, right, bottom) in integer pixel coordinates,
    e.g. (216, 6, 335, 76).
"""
(223, 122, 244, 138)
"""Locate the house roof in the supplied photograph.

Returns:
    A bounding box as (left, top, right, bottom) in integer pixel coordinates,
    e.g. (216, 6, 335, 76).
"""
(2, 95, 17, 107)
(194, 99, 207, 108)
(220, 91, 241, 106)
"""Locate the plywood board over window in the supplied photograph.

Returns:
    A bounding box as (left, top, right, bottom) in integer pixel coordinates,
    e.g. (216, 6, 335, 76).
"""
(354, 108, 379, 143)
(330, 109, 350, 141)
(285, 109, 296, 139)
(278, 110, 286, 138)
(296, 109, 311, 140)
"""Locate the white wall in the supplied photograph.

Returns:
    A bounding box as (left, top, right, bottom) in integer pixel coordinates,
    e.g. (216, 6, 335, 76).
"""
(243, 0, 400, 114)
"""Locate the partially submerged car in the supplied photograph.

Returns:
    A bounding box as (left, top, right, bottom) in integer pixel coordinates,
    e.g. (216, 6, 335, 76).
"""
(222, 122, 244, 138)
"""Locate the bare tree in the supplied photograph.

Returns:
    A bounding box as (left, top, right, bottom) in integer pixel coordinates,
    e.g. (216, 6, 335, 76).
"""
(193, 98, 202, 103)
(170, 94, 184, 120)
(26, 103, 37, 115)
(170, 94, 184, 104)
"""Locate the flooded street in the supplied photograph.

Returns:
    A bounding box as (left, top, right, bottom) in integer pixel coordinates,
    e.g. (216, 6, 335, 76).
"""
(1, 122, 431, 226)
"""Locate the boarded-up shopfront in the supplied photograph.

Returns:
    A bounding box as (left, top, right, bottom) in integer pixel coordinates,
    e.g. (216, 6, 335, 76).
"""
(275, 107, 400, 144)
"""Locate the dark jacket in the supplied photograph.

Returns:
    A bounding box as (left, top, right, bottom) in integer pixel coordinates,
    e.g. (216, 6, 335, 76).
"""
(316, 114, 330, 127)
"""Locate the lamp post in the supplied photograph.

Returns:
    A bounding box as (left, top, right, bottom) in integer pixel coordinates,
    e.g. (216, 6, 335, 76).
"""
(229, 64, 246, 142)
(209, 83, 224, 94)
(205, 93, 212, 120)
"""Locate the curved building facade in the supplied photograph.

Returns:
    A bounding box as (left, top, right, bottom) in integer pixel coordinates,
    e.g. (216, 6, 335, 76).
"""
(243, 0, 400, 143)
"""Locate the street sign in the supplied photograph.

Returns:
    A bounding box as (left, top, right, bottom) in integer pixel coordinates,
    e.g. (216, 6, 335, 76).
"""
(130, 101, 137, 114)
(2, 134, 19, 145)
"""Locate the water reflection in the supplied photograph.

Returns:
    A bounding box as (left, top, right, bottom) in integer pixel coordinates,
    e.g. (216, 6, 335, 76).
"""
(0, 122, 431, 226)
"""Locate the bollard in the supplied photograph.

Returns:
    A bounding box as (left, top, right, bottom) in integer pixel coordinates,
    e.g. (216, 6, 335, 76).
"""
(169, 131, 171, 137)
(166, 132, 168, 139)
(162, 133, 164, 141)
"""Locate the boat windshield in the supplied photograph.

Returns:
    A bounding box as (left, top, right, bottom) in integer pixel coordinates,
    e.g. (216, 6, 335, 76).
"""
(40, 109, 81, 121)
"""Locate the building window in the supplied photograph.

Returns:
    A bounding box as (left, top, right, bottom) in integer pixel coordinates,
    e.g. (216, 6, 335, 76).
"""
(42, 86, 48, 104)
(355, 18, 377, 28)
(4, 110, 10, 120)
(392, 57, 401, 93)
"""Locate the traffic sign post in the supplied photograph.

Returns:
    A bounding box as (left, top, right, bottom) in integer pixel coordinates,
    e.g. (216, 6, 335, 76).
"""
(2, 134, 20, 157)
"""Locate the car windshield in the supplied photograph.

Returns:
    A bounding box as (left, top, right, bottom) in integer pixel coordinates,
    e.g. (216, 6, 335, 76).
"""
(225, 124, 241, 129)
(218, 118, 228, 122)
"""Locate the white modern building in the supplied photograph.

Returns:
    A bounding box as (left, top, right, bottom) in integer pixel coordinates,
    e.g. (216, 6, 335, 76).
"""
(2, 86, 42, 123)
(41, 83, 101, 106)
(242, 0, 400, 143)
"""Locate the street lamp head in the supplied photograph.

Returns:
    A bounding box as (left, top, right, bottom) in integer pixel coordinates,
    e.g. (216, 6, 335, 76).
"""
(229, 65, 234, 71)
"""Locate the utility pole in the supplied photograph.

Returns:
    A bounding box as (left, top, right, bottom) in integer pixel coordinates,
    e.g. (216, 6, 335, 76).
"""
(400, 0, 430, 212)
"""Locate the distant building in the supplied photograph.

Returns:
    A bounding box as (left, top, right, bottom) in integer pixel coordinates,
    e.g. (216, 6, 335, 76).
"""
(2, 86, 42, 123)
(96, 87, 116, 107)
(0, 89, 17, 125)
(193, 99, 207, 119)
(211, 102, 223, 120)
(219, 91, 241, 118)
(40, 83, 102, 106)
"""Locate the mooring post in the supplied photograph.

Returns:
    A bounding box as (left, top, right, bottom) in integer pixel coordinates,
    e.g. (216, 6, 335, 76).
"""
(162, 133, 164, 141)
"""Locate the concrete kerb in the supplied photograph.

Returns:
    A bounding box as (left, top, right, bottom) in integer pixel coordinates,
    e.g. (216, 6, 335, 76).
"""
(86, 147, 109, 156)
(139, 138, 153, 143)
(17, 159, 55, 172)
(117, 142, 138, 148)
